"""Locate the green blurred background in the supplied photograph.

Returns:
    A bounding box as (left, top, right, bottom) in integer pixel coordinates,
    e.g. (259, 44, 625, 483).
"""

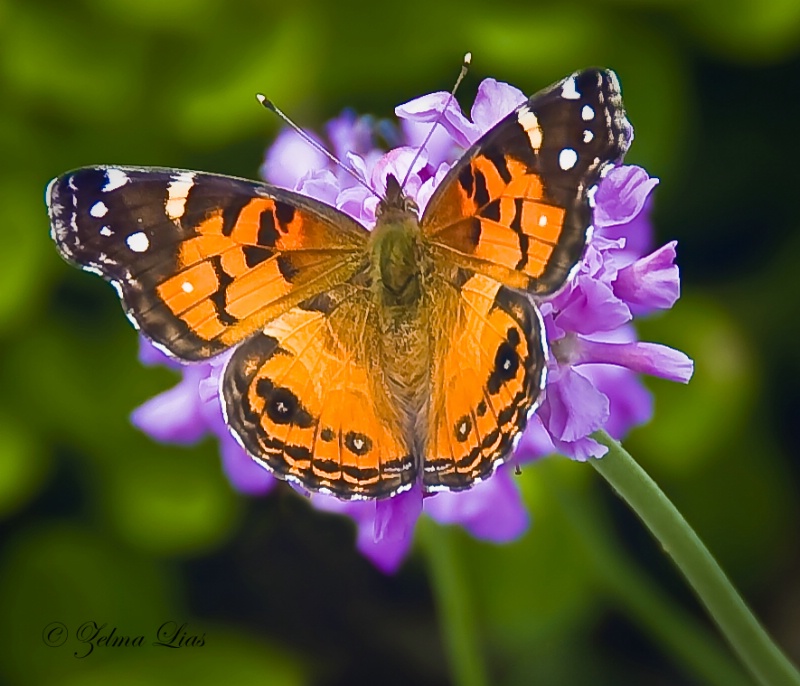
(1, 0, 799, 684)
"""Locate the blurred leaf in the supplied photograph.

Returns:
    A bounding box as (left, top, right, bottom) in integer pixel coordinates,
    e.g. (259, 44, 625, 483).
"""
(0, 409, 49, 518)
(0, 176, 53, 332)
(683, 0, 800, 62)
(668, 429, 798, 588)
(5, 302, 241, 555)
(632, 294, 758, 473)
(2, 3, 145, 121)
(82, 0, 220, 33)
(460, 460, 598, 650)
(103, 442, 242, 556)
(165, 10, 324, 147)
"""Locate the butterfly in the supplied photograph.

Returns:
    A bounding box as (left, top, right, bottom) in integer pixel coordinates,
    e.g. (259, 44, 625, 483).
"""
(46, 68, 631, 500)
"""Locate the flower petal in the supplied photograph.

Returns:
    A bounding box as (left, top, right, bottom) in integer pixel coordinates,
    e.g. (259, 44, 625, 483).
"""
(553, 277, 631, 335)
(370, 146, 429, 193)
(138, 335, 181, 370)
(395, 91, 478, 148)
(415, 161, 452, 213)
(594, 165, 659, 228)
(219, 431, 275, 495)
(130, 367, 208, 444)
(336, 184, 376, 224)
(582, 365, 654, 440)
(558, 434, 609, 461)
(296, 169, 340, 206)
(356, 520, 414, 574)
(538, 366, 610, 443)
(311, 493, 418, 574)
(399, 120, 460, 168)
(574, 339, 694, 383)
(514, 417, 557, 462)
(325, 109, 374, 161)
(260, 128, 329, 190)
(374, 486, 423, 543)
(470, 78, 526, 132)
(596, 198, 655, 258)
(614, 241, 680, 313)
(424, 467, 529, 542)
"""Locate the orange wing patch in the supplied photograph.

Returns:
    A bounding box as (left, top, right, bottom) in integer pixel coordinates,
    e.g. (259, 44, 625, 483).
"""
(222, 288, 415, 500)
(424, 272, 545, 491)
(422, 152, 568, 293)
(153, 195, 364, 358)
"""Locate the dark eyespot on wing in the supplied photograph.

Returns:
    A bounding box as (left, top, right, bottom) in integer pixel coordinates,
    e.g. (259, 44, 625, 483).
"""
(344, 431, 373, 456)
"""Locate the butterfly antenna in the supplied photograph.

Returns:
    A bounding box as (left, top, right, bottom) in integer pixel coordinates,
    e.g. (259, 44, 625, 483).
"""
(256, 94, 381, 201)
(398, 52, 472, 191)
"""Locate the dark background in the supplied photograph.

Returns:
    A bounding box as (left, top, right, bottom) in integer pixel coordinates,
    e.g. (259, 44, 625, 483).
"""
(1, 0, 799, 684)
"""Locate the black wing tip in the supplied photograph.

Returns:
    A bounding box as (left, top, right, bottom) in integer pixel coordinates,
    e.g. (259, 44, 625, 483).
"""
(46, 168, 111, 262)
(569, 67, 633, 157)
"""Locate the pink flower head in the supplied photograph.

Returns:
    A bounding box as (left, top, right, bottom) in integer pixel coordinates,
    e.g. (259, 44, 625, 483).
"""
(132, 75, 692, 572)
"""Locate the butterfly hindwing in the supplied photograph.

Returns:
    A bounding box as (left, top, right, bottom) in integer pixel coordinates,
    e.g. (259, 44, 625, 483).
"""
(422, 68, 631, 295)
(47, 166, 368, 360)
(424, 272, 545, 490)
(221, 283, 416, 500)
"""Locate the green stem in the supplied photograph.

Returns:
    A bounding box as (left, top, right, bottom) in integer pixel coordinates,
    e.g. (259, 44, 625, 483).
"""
(591, 430, 800, 686)
(420, 520, 489, 686)
(544, 461, 754, 686)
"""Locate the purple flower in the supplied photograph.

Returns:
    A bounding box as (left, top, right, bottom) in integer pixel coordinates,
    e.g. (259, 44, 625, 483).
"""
(132, 76, 693, 572)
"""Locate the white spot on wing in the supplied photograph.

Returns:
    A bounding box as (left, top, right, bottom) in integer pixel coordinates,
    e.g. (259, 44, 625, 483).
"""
(90, 201, 108, 218)
(583, 129, 594, 143)
(558, 148, 578, 171)
(181, 281, 194, 293)
(587, 184, 599, 207)
(165, 171, 195, 221)
(538, 215, 547, 227)
(581, 105, 595, 121)
(103, 168, 130, 192)
(561, 77, 580, 100)
(517, 106, 543, 149)
(99, 226, 113, 237)
(126, 231, 149, 252)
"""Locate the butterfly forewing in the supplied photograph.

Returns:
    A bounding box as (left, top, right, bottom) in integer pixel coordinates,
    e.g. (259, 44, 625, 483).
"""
(421, 68, 632, 295)
(47, 166, 368, 360)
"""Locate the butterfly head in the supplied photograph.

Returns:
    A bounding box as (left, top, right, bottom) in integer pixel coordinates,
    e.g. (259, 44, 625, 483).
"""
(376, 174, 419, 220)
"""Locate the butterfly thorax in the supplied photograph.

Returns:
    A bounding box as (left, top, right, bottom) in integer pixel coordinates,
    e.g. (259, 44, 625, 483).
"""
(369, 175, 423, 309)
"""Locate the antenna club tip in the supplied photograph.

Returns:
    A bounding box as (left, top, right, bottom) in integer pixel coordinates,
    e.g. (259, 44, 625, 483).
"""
(256, 93, 274, 110)
(463, 52, 472, 65)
